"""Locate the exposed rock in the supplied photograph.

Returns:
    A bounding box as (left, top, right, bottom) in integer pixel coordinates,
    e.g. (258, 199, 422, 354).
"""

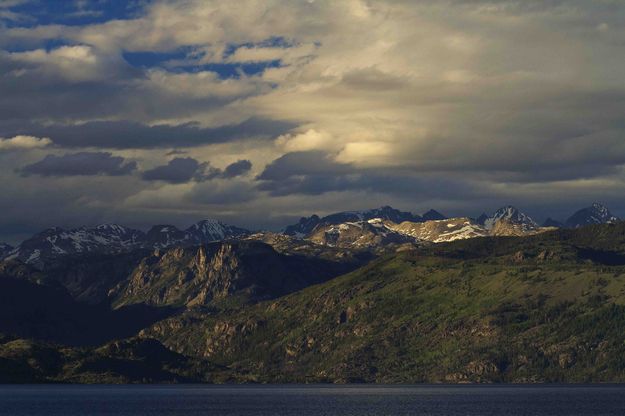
(113, 241, 360, 308)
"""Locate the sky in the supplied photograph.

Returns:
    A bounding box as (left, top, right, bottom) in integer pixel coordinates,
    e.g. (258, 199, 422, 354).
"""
(1, 0, 625, 242)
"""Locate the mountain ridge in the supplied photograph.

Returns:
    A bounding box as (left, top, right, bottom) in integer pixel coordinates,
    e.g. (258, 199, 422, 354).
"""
(2, 203, 622, 268)
(3, 220, 251, 269)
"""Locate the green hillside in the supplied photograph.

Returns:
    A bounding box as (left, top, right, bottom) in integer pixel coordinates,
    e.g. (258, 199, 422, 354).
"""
(143, 224, 625, 383)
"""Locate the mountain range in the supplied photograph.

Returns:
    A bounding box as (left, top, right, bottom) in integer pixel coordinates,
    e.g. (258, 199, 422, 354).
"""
(2, 220, 248, 269)
(0, 203, 619, 269)
(1, 202, 624, 383)
(2, 217, 625, 382)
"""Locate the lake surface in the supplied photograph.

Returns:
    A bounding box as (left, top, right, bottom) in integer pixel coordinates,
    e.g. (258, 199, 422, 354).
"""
(1, 385, 625, 415)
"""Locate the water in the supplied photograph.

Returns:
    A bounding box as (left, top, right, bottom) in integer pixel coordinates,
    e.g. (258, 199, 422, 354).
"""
(1, 385, 625, 415)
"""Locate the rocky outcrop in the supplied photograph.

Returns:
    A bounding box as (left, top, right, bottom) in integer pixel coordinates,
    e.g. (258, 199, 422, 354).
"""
(112, 241, 360, 308)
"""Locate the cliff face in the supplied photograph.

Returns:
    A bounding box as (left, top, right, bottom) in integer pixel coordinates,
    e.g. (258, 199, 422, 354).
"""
(112, 241, 361, 308)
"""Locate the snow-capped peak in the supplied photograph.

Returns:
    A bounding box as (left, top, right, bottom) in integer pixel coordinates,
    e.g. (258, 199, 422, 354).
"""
(186, 219, 249, 243)
(8, 219, 250, 267)
(95, 224, 130, 234)
(482, 206, 538, 231)
(565, 203, 619, 228)
(187, 219, 227, 241)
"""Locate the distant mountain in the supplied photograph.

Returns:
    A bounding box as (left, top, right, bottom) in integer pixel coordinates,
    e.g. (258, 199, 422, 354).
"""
(306, 218, 419, 250)
(283, 215, 322, 237)
(389, 217, 488, 243)
(285, 205, 548, 246)
(490, 219, 548, 237)
(542, 218, 564, 228)
(143, 224, 191, 249)
(5, 220, 250, 268)
(186, 219, 248, 243)
(565, 203, 619, 228)
(5, 225, 145, 268)
(422, 209, 447, 221)
(480, 206, 539, 232)
(284, 206, 423, 237)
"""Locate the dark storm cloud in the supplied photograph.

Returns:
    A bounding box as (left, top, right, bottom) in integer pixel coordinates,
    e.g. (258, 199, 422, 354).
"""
(221, 159, 252, 178)
(142, 158, 253, 183)
(0, 118, 297, 149)
(142, 157, 216, 183)
(257, 151, 353, 181)
(21, 152, 137, 177)
(257, 151, 479, 199)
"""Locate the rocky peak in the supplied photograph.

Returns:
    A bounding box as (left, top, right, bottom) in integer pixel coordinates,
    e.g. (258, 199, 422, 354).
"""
(565, 203, 619, 228)
(144, 225, 189, 249)
(422, 209, 447, 221)
(542, 218, 563, 228)
(186, 219, 249, 243)
(283, 206, 422, 237)
(482, 206, 538, 231)
(283, 215, 322, 237)
(356, 206, 422, 223)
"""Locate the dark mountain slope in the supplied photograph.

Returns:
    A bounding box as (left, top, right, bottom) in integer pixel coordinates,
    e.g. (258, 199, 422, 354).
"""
(43, 250, 151, 304)
(0, 337, 226, 383)
(0, 261, 176, 346)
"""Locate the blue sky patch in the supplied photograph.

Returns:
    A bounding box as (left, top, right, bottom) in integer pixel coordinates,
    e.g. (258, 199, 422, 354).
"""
(123, 45, 284, 79)
(3, 0, 148, 28)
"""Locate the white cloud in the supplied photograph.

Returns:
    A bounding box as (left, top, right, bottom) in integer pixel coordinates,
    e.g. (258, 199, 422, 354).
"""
(0, 135, 52, 151)
(275, 129, 336, 152)
(9, 45, 124, 82)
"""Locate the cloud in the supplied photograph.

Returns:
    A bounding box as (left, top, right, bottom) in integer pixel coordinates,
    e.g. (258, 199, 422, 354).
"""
(257, 151, 352, 181)
(142, 158, 253, 183)
(21, 152, 137, 177)
(256, 150, 480, 198)
(142, 157, 218, 183)
(0, 118, 296, 149)
(0, 135, 51, 151)
(221, 159, 252, 178)
(186, 180, 256, 204)
(3, 0, 625, 239)
(275, 129, 337, 153)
